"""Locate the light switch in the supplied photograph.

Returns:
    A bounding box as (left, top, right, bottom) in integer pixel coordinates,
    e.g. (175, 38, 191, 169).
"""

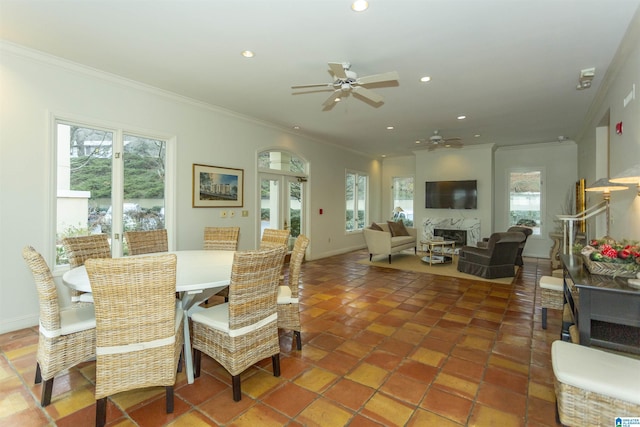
(242, 210, 249, 217)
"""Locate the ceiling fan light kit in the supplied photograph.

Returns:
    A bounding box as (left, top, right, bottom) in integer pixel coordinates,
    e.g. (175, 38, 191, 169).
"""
(292, 62, 399, 109)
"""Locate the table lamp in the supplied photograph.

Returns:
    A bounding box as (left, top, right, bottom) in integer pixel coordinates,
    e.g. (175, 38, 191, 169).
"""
(584, 178, 628, 238)
(609, 163, 640, 196)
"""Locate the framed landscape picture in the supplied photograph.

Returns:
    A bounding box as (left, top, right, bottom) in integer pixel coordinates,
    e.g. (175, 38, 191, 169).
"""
(192, 164, 244, 208)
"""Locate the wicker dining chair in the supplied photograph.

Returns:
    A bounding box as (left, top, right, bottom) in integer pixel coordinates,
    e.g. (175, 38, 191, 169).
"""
(204, 226, 240, 251)
(191, 246, 286, 401)
(124, 229, 168, 255)
(85, 254, 183, 427)
(22, 246, 96, 407)
(259, 228, 290, 250)
(277, 235, 310, 350)
(62, 234, 111, 303)
(203, 227, 240, 301)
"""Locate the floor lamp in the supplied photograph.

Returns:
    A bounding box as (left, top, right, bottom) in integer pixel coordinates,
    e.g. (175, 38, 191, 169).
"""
(584, 178, 628, 239)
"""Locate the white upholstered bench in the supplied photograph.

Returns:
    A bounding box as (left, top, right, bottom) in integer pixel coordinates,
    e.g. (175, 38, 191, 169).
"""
(552, 340, 640, 426)
(539, 275, 564, 329)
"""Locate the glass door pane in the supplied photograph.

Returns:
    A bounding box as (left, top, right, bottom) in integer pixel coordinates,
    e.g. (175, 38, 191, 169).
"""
(260, 176, 280, 239)
(287, 178, 303, 249)
(122, 135, 166, 254)
(509, 170, 542, 235)
(56, 123, 113, 266)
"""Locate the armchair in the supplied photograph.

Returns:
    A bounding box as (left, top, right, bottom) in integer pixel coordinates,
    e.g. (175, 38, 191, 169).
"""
(457, 231, 525, 279)
(477, 226, 532, 266)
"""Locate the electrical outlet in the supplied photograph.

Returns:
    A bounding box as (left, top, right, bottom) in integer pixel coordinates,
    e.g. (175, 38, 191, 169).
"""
(242, 210, 249, 217)
(220, 211, 227, 218)
(229, 210, 236, 218)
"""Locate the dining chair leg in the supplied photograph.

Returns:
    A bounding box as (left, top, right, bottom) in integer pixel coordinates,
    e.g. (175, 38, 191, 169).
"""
(165, 386, 174, 413)
(272, 354, 281, 377)
(294, 331, 302, 350)
(41, 378, 54, 406)
(96, 397, 107, 427)
(177, 347, 183, 373)
(231, 375, 241, 402)
(193, 349, 201, 377)
(542, 307, 548, 329)
(34, 363, 42, 384)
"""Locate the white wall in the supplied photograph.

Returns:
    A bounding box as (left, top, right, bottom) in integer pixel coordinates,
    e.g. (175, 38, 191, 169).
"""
(0, 43, 379, 333)
(576, 12, 640, 242)
(414, 144, 494, 241)
(494, 142, 578, 258)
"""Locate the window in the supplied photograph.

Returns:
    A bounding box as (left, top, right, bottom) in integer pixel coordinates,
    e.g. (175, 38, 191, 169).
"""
(55, 120, 170, 265)
(392, 176, 414, 226)
(346, 171, 368, 232)
(509, 169, 543, 236)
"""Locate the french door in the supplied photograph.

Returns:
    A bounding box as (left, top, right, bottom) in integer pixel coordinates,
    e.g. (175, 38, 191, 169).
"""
(259, 173, 305, 251)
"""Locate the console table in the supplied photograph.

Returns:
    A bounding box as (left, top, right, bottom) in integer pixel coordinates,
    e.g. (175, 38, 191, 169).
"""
(561, 254, 640, 355)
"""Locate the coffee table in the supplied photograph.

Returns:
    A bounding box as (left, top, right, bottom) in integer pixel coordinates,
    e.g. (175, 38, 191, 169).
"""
(420, 240, 456, 266)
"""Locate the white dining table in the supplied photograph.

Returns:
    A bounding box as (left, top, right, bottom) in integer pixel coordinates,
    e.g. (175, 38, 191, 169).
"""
(62, 249, 234, 384)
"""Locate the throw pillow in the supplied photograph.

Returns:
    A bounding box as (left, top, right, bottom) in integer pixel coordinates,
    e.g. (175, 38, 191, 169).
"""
(370, 222, 383, 231)
(387, 221, 409, 237)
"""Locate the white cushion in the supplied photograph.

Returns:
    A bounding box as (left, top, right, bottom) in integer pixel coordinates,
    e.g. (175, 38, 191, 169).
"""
(552, 340, 640, 405)
(539, 275, 563, 291)
(277, 286, 297, 304)
(191, 303, 277, 338)
(78, 292, 94, 303)
(40, 305, 96, 338)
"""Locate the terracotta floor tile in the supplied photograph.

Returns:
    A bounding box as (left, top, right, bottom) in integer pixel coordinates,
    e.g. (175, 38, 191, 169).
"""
(295, 396, 354, 427)
(262, 382, 318, 418)
(198, 389, 254, 424)
(324, 378, 375, 411)
(432, 372, 479, 400)
(347, 413, 386, 427)
(167, 410, 218, 426)
(344, 363, 389, 389)
(483, 365, 529, 395)
(176, 373, 226, 405)
(396, 359, 439, 385)
(293, 367, 338, 393)
(406, 407, 466, 427)
(128, 395, 190, 427)
(420, 387, 473, 425)
(315, 350, 360, 376)
(441, 356, 485, 381)
(467, 403, 525, 427)
(360, 392, 415, 427)
(379, 372, 427, 405)
(409, 347, 447, 368)
(228, 402, 291, 427)
(476, 382, 526, 417)
(363, 350, 403, 371)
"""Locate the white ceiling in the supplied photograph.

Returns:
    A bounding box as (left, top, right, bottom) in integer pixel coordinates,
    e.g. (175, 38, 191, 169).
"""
(1, 0, 639, 157)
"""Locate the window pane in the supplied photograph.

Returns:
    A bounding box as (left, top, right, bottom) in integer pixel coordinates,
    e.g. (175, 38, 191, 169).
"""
(345, 173, 355, 231)
(357, 174, 366, 231)
(56, 123, 113, 266)
(392, 177, 414, 226)
(509, 171, 541, 235)
(258, 150, 305, 173)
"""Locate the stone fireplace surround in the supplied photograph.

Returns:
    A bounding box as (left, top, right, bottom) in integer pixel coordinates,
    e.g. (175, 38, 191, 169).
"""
(422, 218, 481, 247)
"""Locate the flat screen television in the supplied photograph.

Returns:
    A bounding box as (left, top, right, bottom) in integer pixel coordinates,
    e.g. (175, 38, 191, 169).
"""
(425, 180, 477, 209)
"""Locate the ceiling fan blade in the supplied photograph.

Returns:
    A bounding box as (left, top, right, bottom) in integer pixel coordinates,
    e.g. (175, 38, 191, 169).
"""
(291, 83, 333, 89)
(322, 90, 341, 108)
(328, 62, 348, 80)
(444, 137, 462, 142)
(356, 71, 399, 85)
(352, 86, 384, 103)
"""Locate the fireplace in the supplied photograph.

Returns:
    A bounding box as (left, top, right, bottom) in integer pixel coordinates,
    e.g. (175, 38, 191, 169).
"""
(422, 217, 480, 246)
(434, 228, 467, 246)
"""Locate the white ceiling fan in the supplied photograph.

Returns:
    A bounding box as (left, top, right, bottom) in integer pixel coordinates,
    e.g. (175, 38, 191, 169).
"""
(417, 130, 463, 150)
(291, 62, 399, 110)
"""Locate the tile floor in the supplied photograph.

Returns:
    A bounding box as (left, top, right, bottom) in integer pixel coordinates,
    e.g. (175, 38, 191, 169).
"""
(0, 249, 564, 426)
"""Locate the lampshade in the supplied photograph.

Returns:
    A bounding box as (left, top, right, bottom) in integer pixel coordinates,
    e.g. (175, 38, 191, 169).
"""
(584, 178, 628, 194)
(394, 206, 404, 213)
(610, 163, 640, 195)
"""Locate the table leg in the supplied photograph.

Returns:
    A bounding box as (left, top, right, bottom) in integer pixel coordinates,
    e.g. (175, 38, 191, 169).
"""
(182, 309, 194, 384)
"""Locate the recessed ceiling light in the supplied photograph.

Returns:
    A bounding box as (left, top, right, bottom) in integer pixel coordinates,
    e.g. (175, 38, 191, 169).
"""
(241, 50, 255, 58)
(457, 115, 466, 120)
(293, 125, 300, 130)
(415, 140, 421, 144)
(381, 154, 386, 158)
(335, 97, 341, 103)
(386, 126, 394, 130)
(351, 0, 368, 12)
(420, 76, 431, 82)
(474, 134, 481, 138)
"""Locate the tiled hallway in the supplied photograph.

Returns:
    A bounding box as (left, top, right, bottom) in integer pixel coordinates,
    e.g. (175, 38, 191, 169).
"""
(1, 250, 562, 426)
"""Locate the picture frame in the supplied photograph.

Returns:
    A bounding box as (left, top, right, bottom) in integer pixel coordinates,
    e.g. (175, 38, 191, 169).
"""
(192, 164, 244, 208)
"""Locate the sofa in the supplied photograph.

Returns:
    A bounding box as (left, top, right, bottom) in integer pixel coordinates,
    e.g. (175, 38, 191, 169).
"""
(363, 222, 417, 264)
(457, 231, 525, 279)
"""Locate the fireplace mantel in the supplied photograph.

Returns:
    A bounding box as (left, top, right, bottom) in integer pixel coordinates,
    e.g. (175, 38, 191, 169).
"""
(422, 218, 480, 246)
